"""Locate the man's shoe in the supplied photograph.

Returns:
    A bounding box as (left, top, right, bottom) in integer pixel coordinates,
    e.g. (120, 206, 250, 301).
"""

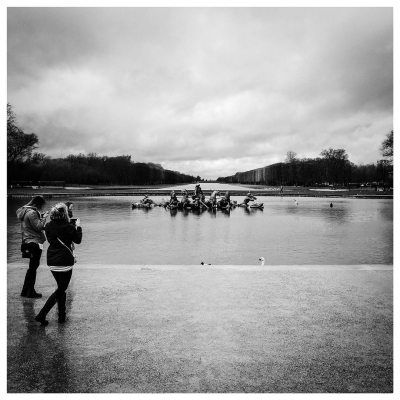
(35, 315, 49, 326)
(58, 315, 66, 323)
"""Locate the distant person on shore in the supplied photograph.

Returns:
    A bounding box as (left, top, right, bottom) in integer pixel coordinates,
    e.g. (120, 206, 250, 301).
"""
(16, 195, 48, 298)
(242, 192, 257, 207)
(65, 201, 74, 218)
(280, 185, 283, 195)
(35, 203, 82, 326)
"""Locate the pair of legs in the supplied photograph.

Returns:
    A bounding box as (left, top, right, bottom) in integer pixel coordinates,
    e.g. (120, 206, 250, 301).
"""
(36, 269, 72, 325)
(21, 242, 42, 298)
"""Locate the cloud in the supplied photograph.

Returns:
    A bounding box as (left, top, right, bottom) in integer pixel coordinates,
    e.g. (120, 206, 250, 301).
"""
(7, 7, 393, 179)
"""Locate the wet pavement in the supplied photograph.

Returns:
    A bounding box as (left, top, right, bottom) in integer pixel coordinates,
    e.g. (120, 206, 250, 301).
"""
(7, 264, 392, 393)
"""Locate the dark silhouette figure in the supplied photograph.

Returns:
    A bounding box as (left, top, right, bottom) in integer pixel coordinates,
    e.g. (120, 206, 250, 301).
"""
(16, 195, 48, 298)
(35, 203, 82, 326)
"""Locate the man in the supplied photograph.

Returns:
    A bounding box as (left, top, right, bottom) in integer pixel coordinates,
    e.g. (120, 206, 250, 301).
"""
(140, 195, 154, 206)
(193, 183, 204, 199)
(242, 192, 257, 207)
(16, 195, 48, 298)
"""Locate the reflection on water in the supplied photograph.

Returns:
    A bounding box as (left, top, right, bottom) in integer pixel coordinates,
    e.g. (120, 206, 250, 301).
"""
(8, 195, 393, 265)
(283, 200, 350, 224)
(243, 207, 264, 216)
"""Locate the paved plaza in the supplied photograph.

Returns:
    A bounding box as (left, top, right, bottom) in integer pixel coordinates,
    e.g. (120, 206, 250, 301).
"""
(7, 264, 392, 393)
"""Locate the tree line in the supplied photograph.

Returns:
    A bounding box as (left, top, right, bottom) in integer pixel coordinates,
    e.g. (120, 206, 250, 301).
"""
(7, 103, 393, 187)
(9, 153, 198, 186)
(7, 104, 198, 186)
(217, 138, 393, 187)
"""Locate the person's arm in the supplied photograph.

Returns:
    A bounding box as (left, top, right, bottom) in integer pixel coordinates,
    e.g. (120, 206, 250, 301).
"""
(68, 221, 82, 244)
(200, 199, 209, 208)
(27, 210, 46, 231)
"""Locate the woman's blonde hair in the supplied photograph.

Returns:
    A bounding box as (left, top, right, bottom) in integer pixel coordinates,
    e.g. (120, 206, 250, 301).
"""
(49, 203, 69, 222)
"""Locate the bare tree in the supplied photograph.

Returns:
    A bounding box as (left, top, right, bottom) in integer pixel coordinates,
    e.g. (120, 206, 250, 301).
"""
(7, 103, 38, 163)
(285, 151, 297, 163)
(381, 130, 393, 162)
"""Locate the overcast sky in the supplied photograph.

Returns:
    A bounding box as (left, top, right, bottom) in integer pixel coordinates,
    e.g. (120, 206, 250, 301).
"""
(7, 7, 392, 179)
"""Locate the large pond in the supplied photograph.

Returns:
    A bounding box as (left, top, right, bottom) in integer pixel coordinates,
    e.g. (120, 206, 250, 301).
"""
(7, 191, 392, 265)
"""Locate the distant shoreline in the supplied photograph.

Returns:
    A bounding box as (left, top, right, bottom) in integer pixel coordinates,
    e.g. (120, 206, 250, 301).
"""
(7, 184, 393, 199)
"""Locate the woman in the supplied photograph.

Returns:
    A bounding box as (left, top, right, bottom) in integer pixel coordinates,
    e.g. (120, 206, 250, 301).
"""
(16, 195, 48, 298)
(35, 203, 82, 326)
(65, 201, 74, 218)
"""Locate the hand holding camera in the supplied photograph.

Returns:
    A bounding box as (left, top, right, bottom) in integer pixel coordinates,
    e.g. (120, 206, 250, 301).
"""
(70, 217, 80, 227)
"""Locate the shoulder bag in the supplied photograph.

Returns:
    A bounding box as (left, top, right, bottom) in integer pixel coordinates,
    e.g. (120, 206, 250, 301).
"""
(57, 237, 77, 264)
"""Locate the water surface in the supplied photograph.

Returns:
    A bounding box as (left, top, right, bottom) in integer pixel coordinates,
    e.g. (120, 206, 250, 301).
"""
(8, 194, 392, 265)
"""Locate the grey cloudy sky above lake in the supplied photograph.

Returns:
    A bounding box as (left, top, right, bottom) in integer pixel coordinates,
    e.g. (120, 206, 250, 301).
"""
(7, 7, 393, 179)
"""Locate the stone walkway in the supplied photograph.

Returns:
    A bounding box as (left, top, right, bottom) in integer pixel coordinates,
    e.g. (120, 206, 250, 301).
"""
(7, 264, 393, 393)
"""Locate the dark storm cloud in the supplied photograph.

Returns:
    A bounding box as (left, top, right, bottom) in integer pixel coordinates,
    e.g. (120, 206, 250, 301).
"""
(7, 7, 393, 178)
(8, 8, 101, 89)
